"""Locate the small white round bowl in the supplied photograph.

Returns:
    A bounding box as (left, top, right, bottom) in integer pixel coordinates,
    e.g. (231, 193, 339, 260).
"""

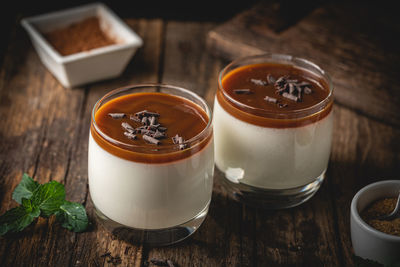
(350, 180, 400, 265)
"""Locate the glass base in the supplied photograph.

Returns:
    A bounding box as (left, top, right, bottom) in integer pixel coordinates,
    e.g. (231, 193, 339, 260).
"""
(94, 202, 210, 246)
(219, 168, 326, 209)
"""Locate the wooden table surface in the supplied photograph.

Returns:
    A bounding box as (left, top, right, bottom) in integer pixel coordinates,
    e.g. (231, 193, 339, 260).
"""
(1, 4, 399, 267)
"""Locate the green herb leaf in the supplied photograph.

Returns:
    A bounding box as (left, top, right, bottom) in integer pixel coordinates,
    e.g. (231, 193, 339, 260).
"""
(55, 201, 88, 232)
(2, 175, 89, 235)
(31, 181, 65, 217)
(0, 198, 40, 235)
(12, 173, 40, 204)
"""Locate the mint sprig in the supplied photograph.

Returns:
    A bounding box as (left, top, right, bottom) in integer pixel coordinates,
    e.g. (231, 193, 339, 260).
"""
(12, 173, 39, 204)
(55, 201, 88, 233)
(0, 173, 88, 235)
(0, 198, 40, 235)
(31, 181, 65, 217)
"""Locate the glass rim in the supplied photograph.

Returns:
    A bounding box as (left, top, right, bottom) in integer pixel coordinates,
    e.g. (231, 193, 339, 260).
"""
(218, 53, 334, 118)
(91, 83, 213, 152)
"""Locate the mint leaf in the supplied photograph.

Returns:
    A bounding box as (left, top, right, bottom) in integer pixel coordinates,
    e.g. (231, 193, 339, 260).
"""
(31, 181, 65, 217)
(0, 198, 40, 235)
(12, 173, 40, 204)
(55, 201, 88, 232)
(2, 175, 89, 235)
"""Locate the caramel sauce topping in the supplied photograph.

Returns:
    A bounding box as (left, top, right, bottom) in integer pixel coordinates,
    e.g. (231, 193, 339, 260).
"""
(218, 63, 333, 128)
(91, 92, 211, 163)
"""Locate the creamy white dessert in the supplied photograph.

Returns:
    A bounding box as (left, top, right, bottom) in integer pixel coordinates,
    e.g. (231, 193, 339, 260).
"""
(214, 98, 333, 189)
(89, 90, 214, 230)
(89, 134, 214, 229)
(214, 61, 333, 192)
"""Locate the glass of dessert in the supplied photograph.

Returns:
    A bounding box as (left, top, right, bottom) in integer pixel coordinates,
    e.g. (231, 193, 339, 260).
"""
(213, 54, 333, 208)
(89, 84, 214, 245)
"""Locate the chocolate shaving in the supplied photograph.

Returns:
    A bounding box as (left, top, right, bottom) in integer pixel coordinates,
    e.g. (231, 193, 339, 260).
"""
(233, 89, 253, 95)
(275, 83, 288, 94)
(144, 111, 160, 117)
(267, 74, 276, 84)
(129, 114, 141, 123)
(273, 76, 313, 103)
(140, 129, 155, 136)
(149, 116, 157, 126)
(134, 110, 160, 119)
(297, 81, 312, 88)
(153, 130, 165, 139)
(264, 96, 277, 103)
(297, 87, 302, 100)
(304, 87, 312, 94)
(282, 92, 298, 102)
(172, 134, 179, 144)
(288, 83, 296, 94)
(120, 109, 172, 146)
(278, 103, 288, 108)
(172, 134, 188, 150)
(178, 136, 183, 144)
(147, 124, 161, 131)
(275, 76, 287, 87)
(141, 117, 149, 125)
(143, 134, 160, 145)
(108, 113, 126, 119)
(134, 110, 146, 118)
(179, 143, 187, 150)
(136, 125, 146, 130)
(250, 78, 267, 86)
(121, 122, 135, 133)
(124, 132, 136, 140)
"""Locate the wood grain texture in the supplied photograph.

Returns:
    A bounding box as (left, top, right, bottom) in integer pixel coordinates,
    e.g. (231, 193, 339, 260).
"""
(1, 12, 399, 267)
(0, 18, 163, 267)
(206, 1, 400, 127)
(328, 106, 400, 264)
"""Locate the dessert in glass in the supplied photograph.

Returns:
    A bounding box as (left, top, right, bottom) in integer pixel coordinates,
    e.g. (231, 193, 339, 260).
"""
(213, 54, 333, 208)
(89, 84, 214, 245)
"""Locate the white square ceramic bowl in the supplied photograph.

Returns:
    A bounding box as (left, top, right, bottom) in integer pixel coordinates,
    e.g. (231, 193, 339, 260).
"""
(21, 3, 143, 88)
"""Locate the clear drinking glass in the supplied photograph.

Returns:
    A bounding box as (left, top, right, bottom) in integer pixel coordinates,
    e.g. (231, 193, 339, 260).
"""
(213, 54, 334, 208)
(89, 84, 214, 245)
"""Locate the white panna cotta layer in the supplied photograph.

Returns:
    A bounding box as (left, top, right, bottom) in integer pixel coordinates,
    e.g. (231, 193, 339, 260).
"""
(88, 133, 214, 230)
(213, 97, 333, 190)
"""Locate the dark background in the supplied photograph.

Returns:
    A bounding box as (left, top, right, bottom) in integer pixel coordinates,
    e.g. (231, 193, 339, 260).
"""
(4, 0, 260, 21)
(0, 0, 261, 60)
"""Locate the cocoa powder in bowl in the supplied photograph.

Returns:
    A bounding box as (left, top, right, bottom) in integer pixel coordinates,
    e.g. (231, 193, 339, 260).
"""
(43, 17, 117, 56)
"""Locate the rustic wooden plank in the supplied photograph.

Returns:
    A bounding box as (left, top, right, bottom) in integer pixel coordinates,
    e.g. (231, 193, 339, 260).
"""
(251, 185, 343, 266)
(0, 16, 87, 267)
(0, 18, 163, 266)
(161, 21, 224, 98)
(206, 2, 400, 127)
(328, 105, 400, 264)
